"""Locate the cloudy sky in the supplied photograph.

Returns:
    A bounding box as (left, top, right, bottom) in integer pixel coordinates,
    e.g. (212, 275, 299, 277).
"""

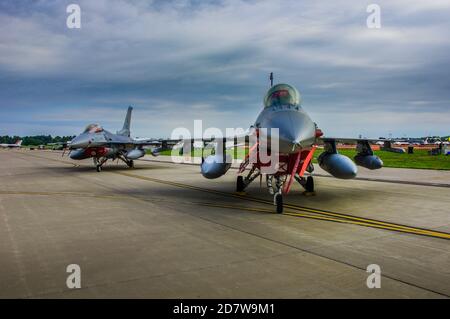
(1, 0, 449, 138)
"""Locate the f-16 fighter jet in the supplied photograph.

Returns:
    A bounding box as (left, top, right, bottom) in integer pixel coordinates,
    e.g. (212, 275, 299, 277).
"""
(67, 106, 161, 171)
(176, 76, 385, 213)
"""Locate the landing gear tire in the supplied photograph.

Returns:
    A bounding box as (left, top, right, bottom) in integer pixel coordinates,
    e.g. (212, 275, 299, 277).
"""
(236, 176, 245, 192)
(275, 193, 283, 214)
(305, 176, 314, 192)
(96, 165, 102, 172)
(128, 160, 134, 168)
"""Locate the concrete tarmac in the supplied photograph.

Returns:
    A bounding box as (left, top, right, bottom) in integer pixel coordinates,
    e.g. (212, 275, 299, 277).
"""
(0, 149, 449, 298)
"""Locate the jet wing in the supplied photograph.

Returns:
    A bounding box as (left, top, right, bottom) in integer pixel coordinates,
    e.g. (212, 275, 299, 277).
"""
(318, 137, 406, 154)
(132, 139, 166, 146)
(156, 127, 254, 150)
(318, 137, 384, 145)
(104, 139, 168, 147)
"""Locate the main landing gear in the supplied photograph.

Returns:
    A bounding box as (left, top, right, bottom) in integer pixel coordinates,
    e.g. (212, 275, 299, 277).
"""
(236, 176, 245, 192)
(236, 166, 260, 193)
(94, 155, 134, 172)
(295, 175, 315, 194)
(117, 154, 134, 169)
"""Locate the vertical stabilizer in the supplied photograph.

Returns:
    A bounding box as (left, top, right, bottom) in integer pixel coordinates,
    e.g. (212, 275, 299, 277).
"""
(118, 106, 132, 137)
(16, 140, 22, 146)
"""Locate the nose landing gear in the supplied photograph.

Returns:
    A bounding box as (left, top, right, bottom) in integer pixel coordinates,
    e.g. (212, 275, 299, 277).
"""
(274, 192, 283, 214)
(267, 176, 285, 214)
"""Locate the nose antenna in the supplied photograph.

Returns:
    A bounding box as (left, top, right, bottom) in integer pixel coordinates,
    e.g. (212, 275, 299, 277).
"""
(269, 72, 273, 87)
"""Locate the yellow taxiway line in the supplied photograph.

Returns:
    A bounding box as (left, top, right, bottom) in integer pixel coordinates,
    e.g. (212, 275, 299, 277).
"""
(113, 171, 450, 240)
(11, 151, 450, 240)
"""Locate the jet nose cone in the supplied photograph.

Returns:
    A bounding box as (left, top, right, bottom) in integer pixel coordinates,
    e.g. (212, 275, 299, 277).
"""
(259, 110, 316, 153)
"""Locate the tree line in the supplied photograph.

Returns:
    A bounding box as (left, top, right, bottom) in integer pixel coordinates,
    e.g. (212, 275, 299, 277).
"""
(0, 135, 75, 146)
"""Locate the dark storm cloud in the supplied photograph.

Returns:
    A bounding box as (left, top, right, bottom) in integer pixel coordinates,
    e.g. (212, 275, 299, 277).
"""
(0, 0, 449, 137)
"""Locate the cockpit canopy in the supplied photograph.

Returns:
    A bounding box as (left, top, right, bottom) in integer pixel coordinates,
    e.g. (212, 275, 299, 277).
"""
(83, 124, 103, 133)
(263, 83, 301, 108)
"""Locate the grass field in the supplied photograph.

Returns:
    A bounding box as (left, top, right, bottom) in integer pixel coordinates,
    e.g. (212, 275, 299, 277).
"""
(152, 147, 450, 170)
(314, 149, 450, 170)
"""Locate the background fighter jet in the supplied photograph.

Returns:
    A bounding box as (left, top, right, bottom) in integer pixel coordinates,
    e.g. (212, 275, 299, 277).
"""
(172, 75, 385, 213)
(67, 106, 161, 171)
(0, 140, 22, 148)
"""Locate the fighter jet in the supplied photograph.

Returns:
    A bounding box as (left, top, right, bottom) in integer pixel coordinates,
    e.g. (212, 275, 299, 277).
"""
(67, 106, 161, 171)
(172, 75, 385, 213)
(0, 140, 22, 148)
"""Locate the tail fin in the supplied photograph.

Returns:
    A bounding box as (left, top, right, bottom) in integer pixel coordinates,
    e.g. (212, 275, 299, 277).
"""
(16, 140, 22, 146)
(117, 106, 132, 137)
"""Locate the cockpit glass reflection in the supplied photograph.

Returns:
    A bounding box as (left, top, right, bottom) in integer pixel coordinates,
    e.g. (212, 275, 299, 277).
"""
(264, 84, 301, 108)
(83, 124, 103, 133)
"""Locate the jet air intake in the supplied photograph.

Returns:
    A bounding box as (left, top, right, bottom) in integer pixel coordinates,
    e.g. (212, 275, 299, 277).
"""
(201, 154, 232, 179)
